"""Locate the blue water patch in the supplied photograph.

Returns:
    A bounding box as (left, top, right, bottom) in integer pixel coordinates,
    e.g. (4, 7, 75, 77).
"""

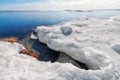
(0, 10, 120, 38)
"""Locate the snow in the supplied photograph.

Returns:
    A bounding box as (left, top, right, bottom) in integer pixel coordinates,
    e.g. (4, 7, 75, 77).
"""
(111, 43, 120, 54)
(0, 41, 103, 80)
(0, 42, 73, 80)
(31, 15, 120, 80)
(1, 15, 120, 80)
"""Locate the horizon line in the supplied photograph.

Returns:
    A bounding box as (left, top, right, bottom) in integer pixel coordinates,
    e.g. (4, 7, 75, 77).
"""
(0, 9, 120, 11)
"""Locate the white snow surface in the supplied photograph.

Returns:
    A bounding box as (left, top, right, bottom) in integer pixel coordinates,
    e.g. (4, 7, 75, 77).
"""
(30, 15, 120, 80)
(0, 41, 106, 80)
(0, 16, 120, 80)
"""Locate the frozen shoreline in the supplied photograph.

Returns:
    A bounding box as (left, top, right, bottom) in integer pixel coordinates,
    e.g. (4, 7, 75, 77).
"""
(0, 15, 120, 80)
(31, 15, 120, 79)
(19, 37, 88, 69)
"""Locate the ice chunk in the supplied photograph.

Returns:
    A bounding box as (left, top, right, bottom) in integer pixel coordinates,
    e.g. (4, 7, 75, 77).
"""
(61, 26, 72, 36)
(31, 15, 120, 80)
(31, 33, 38, 39)
(111, 43, 120, 54)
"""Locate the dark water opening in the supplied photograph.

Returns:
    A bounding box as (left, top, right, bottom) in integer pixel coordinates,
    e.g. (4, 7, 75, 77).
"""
(19, 36, 60, 62)
(19, 37, 89, 70)
(31, 40, 60, 62)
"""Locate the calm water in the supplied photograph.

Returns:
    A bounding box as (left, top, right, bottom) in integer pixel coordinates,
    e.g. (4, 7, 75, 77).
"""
(0, 10, 120, 39)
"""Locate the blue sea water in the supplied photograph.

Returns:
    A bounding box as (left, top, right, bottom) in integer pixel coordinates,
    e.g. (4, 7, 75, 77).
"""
(0, 10, 120, 39)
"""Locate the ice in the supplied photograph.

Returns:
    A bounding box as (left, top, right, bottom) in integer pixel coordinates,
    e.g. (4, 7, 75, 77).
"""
(111, 43, 120, 54)
(1, 15, 120, 80)
(0, 41, 102, 80)
(61, 26, 73, 36)
(83, 48, 111, 70)
(31, 15, 120, 80)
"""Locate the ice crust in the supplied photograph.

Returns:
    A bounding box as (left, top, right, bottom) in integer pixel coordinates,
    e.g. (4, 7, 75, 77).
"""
(0, 41, 104, 80)
(0, 16, 120, 80)
(30, 15, 120, 80)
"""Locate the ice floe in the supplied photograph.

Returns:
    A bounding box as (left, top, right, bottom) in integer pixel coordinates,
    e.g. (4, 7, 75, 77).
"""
(31, 15, 120, 80)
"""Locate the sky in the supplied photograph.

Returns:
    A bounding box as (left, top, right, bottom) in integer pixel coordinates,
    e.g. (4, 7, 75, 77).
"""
(0, 0, 120, 10)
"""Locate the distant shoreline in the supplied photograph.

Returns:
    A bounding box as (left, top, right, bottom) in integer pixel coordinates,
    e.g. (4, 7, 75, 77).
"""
(0, 9, 120, 12)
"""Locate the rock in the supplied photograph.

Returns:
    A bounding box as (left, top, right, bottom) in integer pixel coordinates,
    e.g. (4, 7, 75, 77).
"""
(20, 49, 38, 59)
(31, 31, 38, 39)
(0, 38, 17, 43)
(20, 49, 30, 55)
(29, 51, 38, 58)
(61, 27, 72, 36)
(19, 37, 59, 62)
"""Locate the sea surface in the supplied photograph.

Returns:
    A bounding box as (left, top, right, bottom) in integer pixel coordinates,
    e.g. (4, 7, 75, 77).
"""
(0, 10, 120, 39)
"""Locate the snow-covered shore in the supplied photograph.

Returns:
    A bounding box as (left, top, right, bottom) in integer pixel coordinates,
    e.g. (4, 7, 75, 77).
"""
(0, 41, 81, 80)
(31, 15, 120, 79)
(0, 15, 120, 80)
